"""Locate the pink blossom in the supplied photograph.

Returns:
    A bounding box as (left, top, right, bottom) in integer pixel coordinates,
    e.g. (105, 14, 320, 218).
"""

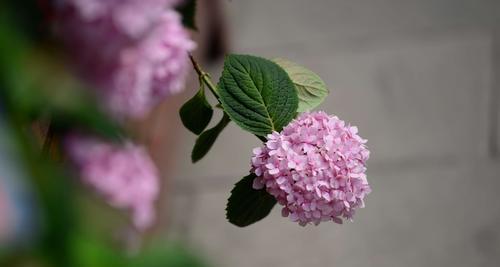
(54, 1, 196, 118)
(63, 0, 182, 37)
(65, 134, 160, 230)
(251, 111, 371, 226)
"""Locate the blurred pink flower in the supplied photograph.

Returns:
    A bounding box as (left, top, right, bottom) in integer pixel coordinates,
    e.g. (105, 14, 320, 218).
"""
(65, 134, 160, 230)
(251, 111, 371, 226)
(54, 1, 195, 118)
(64, 0, 182, 37)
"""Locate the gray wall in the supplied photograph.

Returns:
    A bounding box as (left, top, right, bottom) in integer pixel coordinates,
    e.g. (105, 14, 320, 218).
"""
(168, 1, 500, 266)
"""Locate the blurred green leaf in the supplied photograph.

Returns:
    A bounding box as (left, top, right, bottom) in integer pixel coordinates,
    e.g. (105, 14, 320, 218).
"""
(180, 83, 214, 135)
(25, 54, 123, 139)
(226, 173, 276, 227)
(0, 10, 122, 266)
(0, 6, 123, 140)
(1, 15, 76, 265)
(72, 236, 125, 267)
(273, 58, 329, 112)
(1, 0, 48, 43)
(0, 46, 123, 140)
(3, 114, 77, 267)
(129, 243, 210, 267)
(191, 113, 230, 163)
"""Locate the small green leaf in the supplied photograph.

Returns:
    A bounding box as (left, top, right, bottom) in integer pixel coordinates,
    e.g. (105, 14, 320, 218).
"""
(180, 84, 214, 135)
(226, 173, 277, 227)
(218, 54, 298, 136)
(176, 0, 197, 30)
(191, 113, 230, 163)
(273, 58, 329, 112)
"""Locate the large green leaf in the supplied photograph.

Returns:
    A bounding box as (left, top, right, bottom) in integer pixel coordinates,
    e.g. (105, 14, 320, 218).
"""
(226, 173, 277, 227)
(217, 55, 298, 136)
(273, 58, 329, 112)
(191, 113, 230, 163)
(179, 83, 213, 135)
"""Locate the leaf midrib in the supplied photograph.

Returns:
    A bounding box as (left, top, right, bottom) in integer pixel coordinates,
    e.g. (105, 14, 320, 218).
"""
(230, 59, 276, 131)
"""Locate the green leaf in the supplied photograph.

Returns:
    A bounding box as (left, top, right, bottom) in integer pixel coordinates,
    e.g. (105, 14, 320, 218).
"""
(273, 58, 329, 112)
(217, 55, 298, 136)
(180, 84, 214, 135)
(191, 113, 230, 163)
(176, 0, 197, 30)
(226, 173, 277, 227)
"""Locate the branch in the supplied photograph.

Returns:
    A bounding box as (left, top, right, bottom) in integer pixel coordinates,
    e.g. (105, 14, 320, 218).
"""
(189, 53, 220, 100)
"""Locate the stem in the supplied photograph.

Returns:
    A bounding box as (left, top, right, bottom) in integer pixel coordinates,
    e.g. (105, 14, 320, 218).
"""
(42, 121, 55, 156)
(188, 54, 268, 144)
(255, 134, 267, 142)
(189, 53, 220, 100)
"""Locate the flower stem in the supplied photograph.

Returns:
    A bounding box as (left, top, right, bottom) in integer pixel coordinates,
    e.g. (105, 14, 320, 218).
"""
(189, 54, 268, 143)
(189, 53, 220, 100)
(42, 121, 55, 155)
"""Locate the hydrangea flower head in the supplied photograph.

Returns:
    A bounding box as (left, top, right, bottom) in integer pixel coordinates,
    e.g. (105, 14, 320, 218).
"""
(251, 111, 371, 226)
(65, 135, 160, 230)
(62, 0, 180, 37)
(54, 1, 195, 118)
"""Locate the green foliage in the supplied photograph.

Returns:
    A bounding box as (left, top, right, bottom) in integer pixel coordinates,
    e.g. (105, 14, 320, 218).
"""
(73, 237, 211, 267)
(176, 0, 197, 30)
(179, 83, 214, 135)
(0, 9, 123, 266)
(0, 50, 123, 140)
(1, 0, 47, 42)
(129, 243, 210, 267)
(226, 174, 277, 227)
(1, 14, 78, 266)
(49, 97, 124, 141)
(72, 236, 126, 267)
(3, 115, 77, 267)
(191, 114, 230, 163)
(273, 58, 329, 112)
(217, 55, 298, 136)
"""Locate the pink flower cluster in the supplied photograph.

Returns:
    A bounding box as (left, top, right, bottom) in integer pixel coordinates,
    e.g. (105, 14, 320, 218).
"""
(63, 0, 182, 37)
(251, 111, 371, 226)
(65, 135, 160, 230)
(54, 0, 195, 118)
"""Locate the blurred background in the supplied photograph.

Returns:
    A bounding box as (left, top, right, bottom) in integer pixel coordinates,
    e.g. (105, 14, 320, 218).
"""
(165, 1, 500, 267)
(2, 0, 500, 267)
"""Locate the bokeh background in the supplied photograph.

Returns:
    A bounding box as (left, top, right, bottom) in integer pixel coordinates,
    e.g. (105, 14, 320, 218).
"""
(165, 1, 500, 266)
(2, 1, 500, 267)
